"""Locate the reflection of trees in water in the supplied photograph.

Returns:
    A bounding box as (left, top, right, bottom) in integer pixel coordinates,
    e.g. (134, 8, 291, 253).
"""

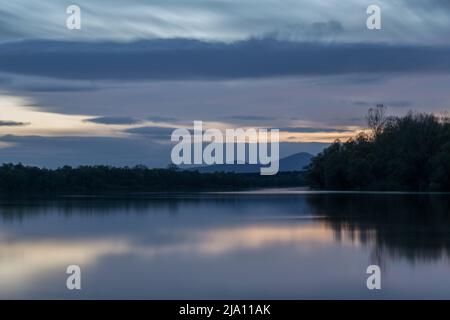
(3, 192, 450, 265)
(0, 194, 277, 221)
(0, 196, 179, 221)
(306, 193, 450, 264)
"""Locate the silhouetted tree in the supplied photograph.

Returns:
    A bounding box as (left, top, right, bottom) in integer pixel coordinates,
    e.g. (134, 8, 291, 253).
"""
(306, 107, 450, 191)
(366, 104, 387, 138)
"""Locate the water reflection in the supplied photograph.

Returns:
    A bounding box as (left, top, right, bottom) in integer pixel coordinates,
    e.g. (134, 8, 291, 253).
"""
(0, 191, 449, 299)
(305, 193, 450, 264)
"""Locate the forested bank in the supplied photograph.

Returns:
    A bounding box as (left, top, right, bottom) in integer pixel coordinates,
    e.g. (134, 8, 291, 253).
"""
(0, 164, 305, 195)
(306, 106, 450, 191)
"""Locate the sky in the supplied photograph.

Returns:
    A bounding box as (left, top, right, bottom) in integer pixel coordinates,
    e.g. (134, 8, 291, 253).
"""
(0, 0, 449, 167)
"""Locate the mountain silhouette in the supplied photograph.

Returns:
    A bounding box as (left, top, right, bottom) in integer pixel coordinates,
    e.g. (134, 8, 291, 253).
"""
(191, 152, 313, 173)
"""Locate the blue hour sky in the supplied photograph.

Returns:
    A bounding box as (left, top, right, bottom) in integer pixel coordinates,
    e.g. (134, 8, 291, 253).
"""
(0, 0, 449, 167)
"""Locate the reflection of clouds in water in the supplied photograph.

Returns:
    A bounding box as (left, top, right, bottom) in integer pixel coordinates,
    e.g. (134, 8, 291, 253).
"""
(136, 224, 358, 256)
(195, 224, 335, 254)
(0, 141, 14, 149)
(2, 193, 450, 299)
(0, 222, 361, 294)
(0, 239, 129, 292)
(132, 224, 340, 257)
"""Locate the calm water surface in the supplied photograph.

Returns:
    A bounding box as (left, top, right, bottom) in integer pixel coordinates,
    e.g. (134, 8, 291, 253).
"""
(1, 188, 450, 299)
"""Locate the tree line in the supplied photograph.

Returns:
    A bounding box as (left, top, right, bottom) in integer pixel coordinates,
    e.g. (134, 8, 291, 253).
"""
(306, 106, 450, 191)
(0, 164, 306, 195)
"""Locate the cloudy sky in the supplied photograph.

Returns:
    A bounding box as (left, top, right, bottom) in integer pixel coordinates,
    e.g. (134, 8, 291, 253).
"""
(0, 0, 449, 167)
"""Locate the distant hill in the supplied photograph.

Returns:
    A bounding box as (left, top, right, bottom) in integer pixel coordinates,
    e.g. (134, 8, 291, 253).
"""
(191, 152, 313, 173)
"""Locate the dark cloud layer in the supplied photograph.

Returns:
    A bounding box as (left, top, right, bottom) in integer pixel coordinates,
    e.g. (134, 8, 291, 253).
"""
(147, 116, 178, 123)
(264, 21, 344, 41)
(1, 39, 449, 80)
(126, 126, 177, 139)
(84, 116, 143, 125)
(0, 120, 28, 126)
